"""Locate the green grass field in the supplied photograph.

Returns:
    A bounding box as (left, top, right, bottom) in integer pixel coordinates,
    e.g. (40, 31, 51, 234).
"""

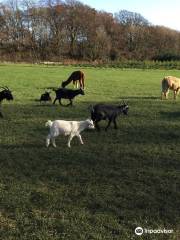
(0, 64, 179, 240)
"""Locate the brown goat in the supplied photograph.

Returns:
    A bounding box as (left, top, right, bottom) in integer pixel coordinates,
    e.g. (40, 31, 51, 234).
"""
(161, 76, 180, 100)
(61, 71, 85, 89)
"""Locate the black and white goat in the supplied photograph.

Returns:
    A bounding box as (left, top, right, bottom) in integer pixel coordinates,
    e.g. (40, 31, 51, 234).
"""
(53, 88, 84, 106)
(90, 102, 129, 130)
(45, 119, 94, 148)
(0, 86, 13, 118)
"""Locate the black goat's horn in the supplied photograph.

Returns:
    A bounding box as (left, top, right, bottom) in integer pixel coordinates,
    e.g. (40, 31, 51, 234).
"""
(0, 87, 7, 91)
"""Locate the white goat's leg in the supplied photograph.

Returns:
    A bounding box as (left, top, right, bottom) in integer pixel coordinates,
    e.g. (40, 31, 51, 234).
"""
(67, 134, 74, 148)
(77, 134, 84, 145)
(52, 137, 57, 148)
(46, 134, 51, 147)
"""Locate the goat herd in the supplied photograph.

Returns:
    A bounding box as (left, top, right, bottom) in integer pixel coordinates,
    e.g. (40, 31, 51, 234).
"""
(0, 71, 180, 148)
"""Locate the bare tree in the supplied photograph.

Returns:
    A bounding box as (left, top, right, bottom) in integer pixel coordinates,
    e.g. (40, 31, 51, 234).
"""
(1, 0, 180, 62)
(115, 10, 150, 26)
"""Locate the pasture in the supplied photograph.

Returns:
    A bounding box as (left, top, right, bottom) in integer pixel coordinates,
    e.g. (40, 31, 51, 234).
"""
(0, 64, 179, 239)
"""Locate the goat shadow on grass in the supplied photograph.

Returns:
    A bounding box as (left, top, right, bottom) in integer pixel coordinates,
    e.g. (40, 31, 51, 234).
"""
(34, 103, 53, 107)
(160, 111, 180, 119)
(33, 103, 76, 108)
(0, 142, 45, 150)
(33, 99, 53, 106)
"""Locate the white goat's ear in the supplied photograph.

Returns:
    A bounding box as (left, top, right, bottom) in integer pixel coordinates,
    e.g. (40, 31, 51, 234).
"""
(87, 118, 93, 123)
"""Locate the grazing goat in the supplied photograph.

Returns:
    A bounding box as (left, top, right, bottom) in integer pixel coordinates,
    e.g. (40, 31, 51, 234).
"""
(45, 119, 94, 148)
(61, 71, 85, 89)
(90, 102, 129, 131)
(40, 91, 52, 103)
(161, 76, 180, 100)
(0, 86, 13, 118)
(53, 88, 84, 106)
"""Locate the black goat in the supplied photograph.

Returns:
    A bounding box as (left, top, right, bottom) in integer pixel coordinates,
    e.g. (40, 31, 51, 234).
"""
(0, 86, 13, 103)
(90, 102, 129, 131)
(53, 88, 85, 106)
(40, 91, 52, 103)
(0, 86, 13, 118)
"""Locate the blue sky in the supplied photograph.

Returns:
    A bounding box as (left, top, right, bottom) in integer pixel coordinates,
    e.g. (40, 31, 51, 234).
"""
(81, 0, 180, 31)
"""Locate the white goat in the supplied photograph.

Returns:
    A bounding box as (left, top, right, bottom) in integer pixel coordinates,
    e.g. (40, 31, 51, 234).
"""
(45, 119, 94, 148)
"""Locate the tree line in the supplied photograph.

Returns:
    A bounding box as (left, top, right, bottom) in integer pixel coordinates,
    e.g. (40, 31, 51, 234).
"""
(1, 0, 180, 63)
